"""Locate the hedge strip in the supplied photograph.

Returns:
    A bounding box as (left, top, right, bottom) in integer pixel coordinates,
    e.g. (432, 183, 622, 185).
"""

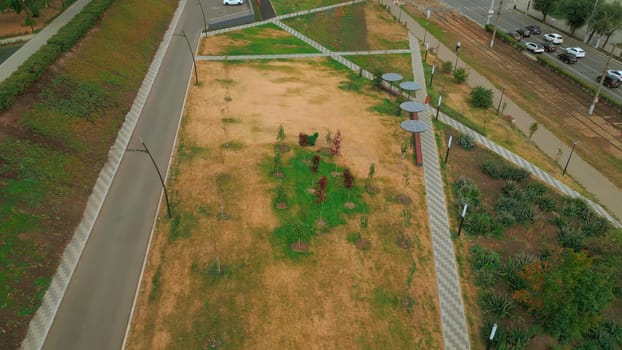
(0, 0, 115, 112)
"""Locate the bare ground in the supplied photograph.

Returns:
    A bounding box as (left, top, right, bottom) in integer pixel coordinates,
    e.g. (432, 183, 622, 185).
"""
(126, 59, 444, 349)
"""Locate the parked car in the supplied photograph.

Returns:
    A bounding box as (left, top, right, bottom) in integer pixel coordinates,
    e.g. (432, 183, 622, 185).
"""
(517, 28, 531, 37)
(607, 70, 622, 79)
(565, 47, 585, 58)
(526, 25, 541, 34)
(558, 52, 577, 64)
(544, 33, 563, 44)
(508, 31, 522, 41)
(597, 74, 622, 88)
(541, 42, 556, 52)
(223, 0, 243, 4)
(525, 42, 544, 53)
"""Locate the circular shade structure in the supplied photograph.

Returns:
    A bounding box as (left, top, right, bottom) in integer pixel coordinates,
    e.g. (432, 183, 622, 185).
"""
(400, 120, 428, 133)
(381, 72, 403, 83)
(399, 81, 422, 95)
(400, 101, 426, 113)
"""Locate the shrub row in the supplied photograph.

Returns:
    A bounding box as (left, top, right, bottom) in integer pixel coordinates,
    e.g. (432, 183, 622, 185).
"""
(0, 0, 115, 112)
(481, 158, 531, 181)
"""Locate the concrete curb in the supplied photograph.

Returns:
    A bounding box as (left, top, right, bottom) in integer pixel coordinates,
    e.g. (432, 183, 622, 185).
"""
(19, 1, 188, 349)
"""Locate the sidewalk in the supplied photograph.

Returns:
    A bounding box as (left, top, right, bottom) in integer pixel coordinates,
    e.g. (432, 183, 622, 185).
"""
(381, 0, 622, 224)
(0, 0, 93, 83)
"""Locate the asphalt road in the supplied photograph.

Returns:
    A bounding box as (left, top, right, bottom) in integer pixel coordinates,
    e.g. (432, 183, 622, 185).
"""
(440, 0, 622, 105)
(41, 2, 202, 349)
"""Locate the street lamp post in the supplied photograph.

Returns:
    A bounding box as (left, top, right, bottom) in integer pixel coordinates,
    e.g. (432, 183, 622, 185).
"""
(589, 42, 616, 115)
(457, 203, 468, 236)
(496, 85, 505, 115)
(562, 140, 579, 176)
(489, 0, 504, 48)
(486, 323, 498, 350)
(198, 0, 208, 37)
(486, 0, 495, 25)
(454, 41, 462, 72)
(140, 138, 172, 219)
(436, 88, 444, 119)
(444, 135, 452, 163)
(429, 63, 435, 87)
(174, 30, 199, 85)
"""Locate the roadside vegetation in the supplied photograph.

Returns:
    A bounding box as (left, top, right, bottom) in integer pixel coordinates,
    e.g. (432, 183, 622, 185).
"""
(270, 0, 346, 16)
(0, 0, 177, 347)
(440, 127, 622, 349)
(405, 2, 622, 195)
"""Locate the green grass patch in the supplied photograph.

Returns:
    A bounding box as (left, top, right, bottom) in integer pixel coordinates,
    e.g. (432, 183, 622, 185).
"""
(345, 53, 413, 80)
(282, 4, 368, 51)
(219, 23, 320, 55)
(267, 148, 368, 257)
(270, 0, 346, 15)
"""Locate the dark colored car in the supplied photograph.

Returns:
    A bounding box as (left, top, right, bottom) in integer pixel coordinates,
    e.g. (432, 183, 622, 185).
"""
(526, 25, 541, 34)
(508, 31, 522, 41)
(558, 52, 577, 64)
(517, 28, 531, 37)
(597, 74, 622, 88)
(541, 42, 556, 52)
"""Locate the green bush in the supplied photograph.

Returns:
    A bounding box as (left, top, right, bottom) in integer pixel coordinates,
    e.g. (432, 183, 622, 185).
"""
(457, 133, 475, 150)
(480, 292, 515, 318)
(470, 244, 501, 270)
(481, 158, 530, 181)
(441, 60, 453, 73)
(470, 86, 493, 109)
(453, 176, 481, 207)
(502, 253, 537, 291)
(465, 209, 499, 235)
(453, 67, 469, 83)
(558, 224, 587, 251)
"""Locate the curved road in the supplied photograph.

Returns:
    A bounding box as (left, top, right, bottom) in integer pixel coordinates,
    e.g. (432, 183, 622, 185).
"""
(41, 2, 202, 349)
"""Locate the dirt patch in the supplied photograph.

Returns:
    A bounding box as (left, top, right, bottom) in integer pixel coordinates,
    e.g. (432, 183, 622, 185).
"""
(127, 59, 443, 349)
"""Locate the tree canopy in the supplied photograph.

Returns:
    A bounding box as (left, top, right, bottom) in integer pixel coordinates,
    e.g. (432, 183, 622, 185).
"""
(514, 249, 615, 341)
(533, 0, 559, 23)
(559, 0, 595, 35)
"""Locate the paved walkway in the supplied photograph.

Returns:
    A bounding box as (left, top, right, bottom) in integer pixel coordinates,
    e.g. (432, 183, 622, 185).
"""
(378, 0, 622, 225)
(0, 0, 93, 83)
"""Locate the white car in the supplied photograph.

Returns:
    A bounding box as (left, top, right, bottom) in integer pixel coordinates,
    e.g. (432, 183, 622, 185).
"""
(607, 70, 622, 78)
(525, 42, 544, 53)
(223, 0, 243, 4)
(544, 33, 563, 44)
(565, 47, 585, 58)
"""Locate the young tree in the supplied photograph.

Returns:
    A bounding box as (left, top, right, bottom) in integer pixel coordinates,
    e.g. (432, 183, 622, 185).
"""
(366, 163, 376, 191)
(331, 130, 342, 156)
(343, 168, 354, 202)
(298, 132, 308, 147)
(533, 0, 559, 24)
(528, 122, 539, 145)
(402, 165, 410, 188)
(470, 86, 494, 109)
(453, 67, 469, 84)
(277, 124, 286, 143)
(273, 150, 282, 176)
(325, 130, 332, 145)
(316, 176, 328, 222)
(310, 154, 320, 184)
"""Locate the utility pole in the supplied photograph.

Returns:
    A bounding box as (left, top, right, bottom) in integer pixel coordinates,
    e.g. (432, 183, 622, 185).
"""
(589, 43, 615, 115)
(489, 0, 504, 48)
